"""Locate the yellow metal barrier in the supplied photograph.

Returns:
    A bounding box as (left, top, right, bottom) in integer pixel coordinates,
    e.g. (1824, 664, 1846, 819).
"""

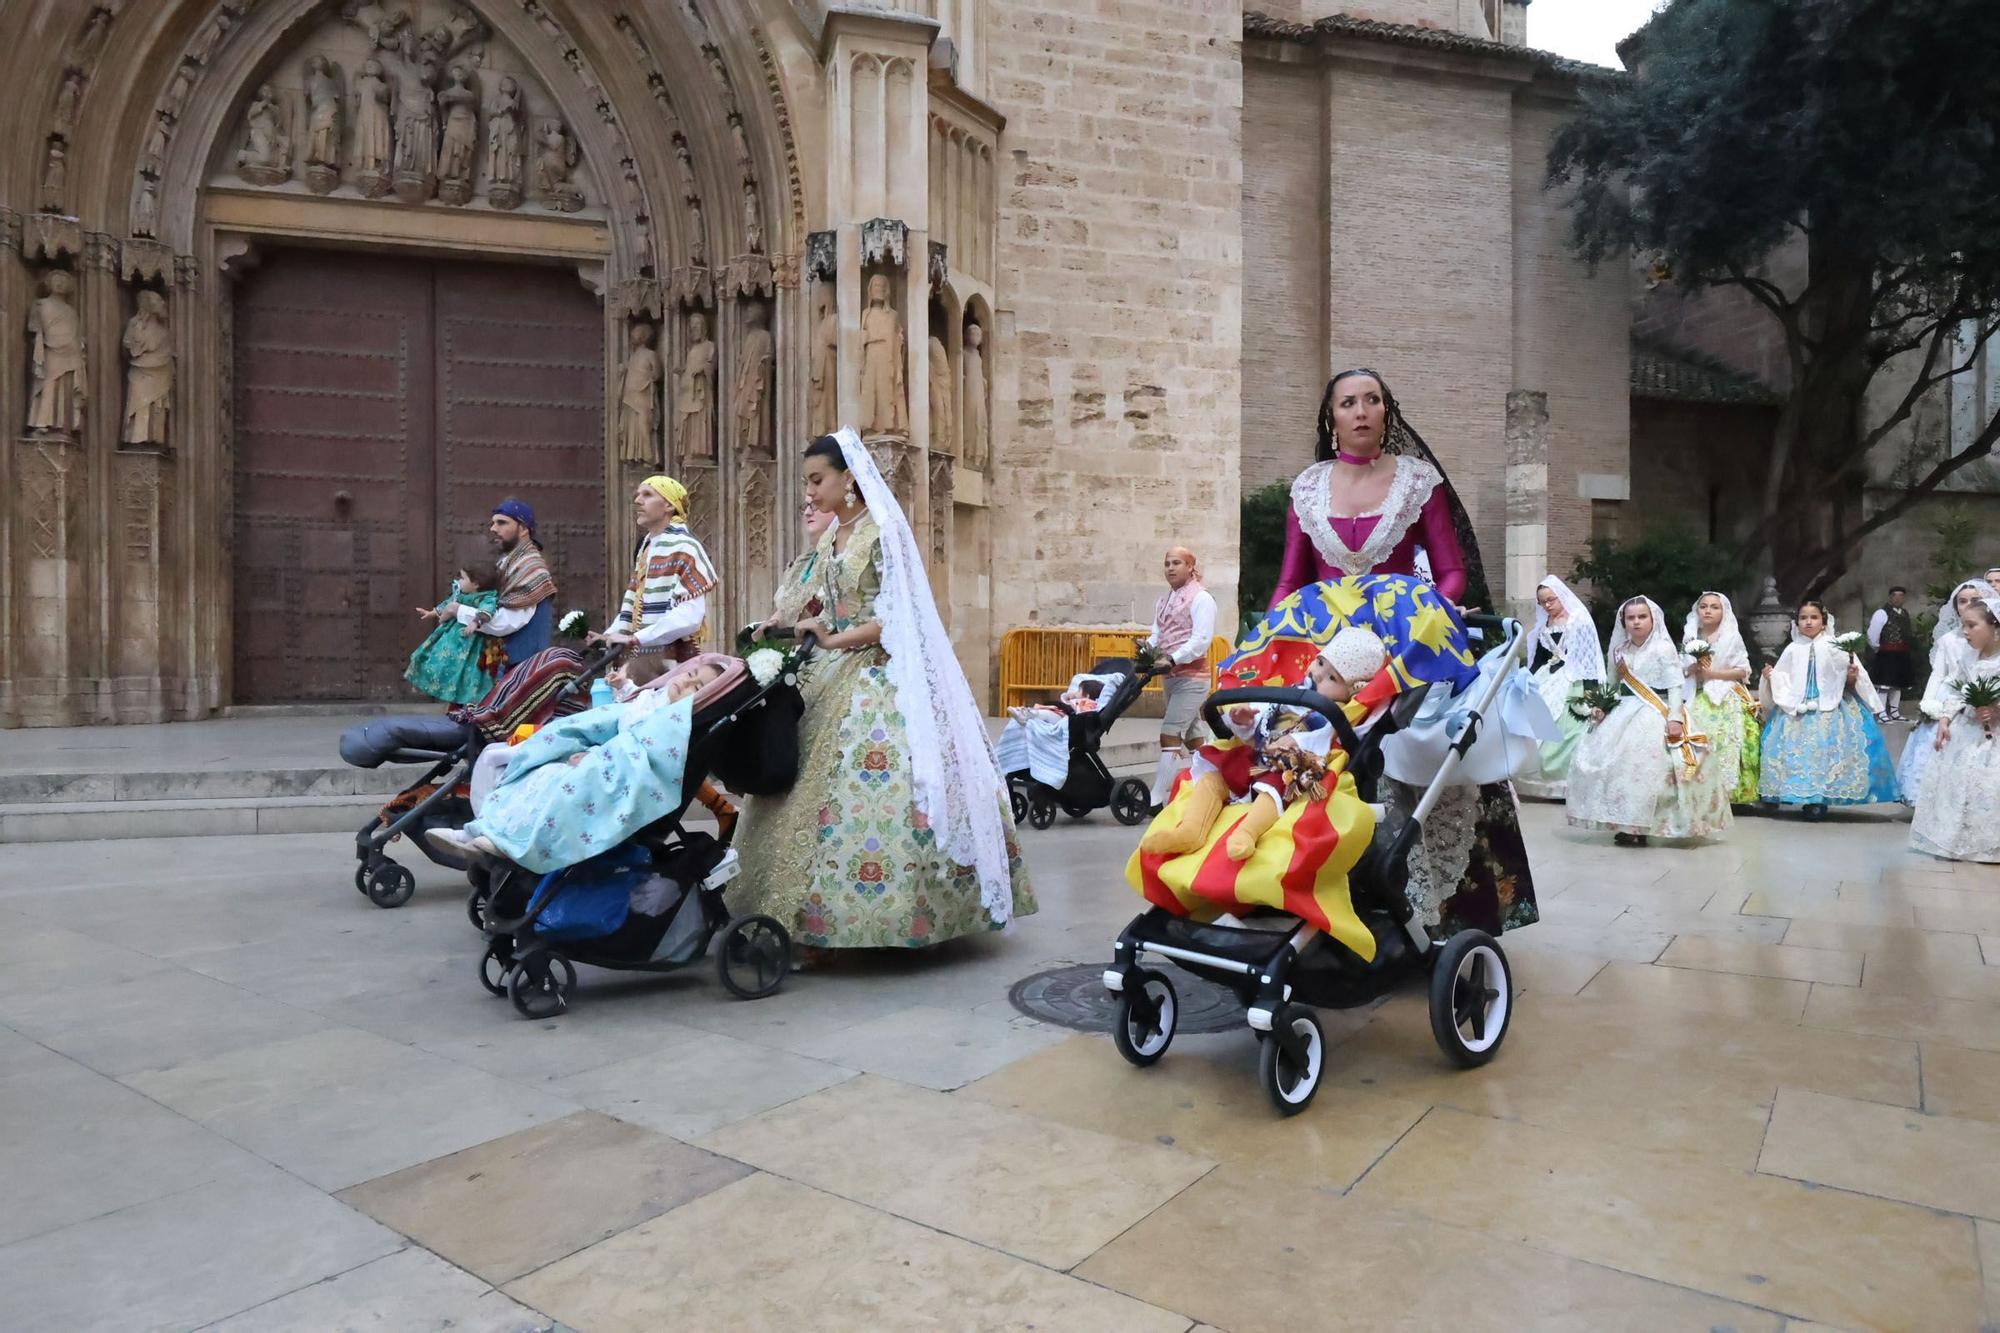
(997, 626, 1229, 712)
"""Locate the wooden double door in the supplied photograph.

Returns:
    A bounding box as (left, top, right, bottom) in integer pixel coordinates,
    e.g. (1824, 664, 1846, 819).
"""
(232, 249, 606, 703)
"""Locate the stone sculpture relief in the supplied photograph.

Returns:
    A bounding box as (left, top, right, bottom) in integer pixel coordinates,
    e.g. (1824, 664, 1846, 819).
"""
(618, 321, 662, 466)
(486, 75, 525, 208)
(354, 58, 394, 196)
(676, 311, 717, 462)
(858, 274, 907, 438)
(121, 291, 172, 447)
(733, 302, 775, 458)
(391, 56, 439, 201)
(809, 290, 838, 438)
(303, 55, 343, 193)
(133, 180, 160, 238)
(40, 139, 67, 211)
(961, 320, 989, 471)
(434, 64, 478, 204)
(742, 181, 765, 255)
(928, 335, 955, 457)
(534, 119, 583, 213)
(237, 84, 293, 185)
(27, 272, 86, 436)
(52, 70, 84, 139)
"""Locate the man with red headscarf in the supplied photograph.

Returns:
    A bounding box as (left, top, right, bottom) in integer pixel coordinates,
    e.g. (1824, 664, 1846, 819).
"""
(1141, 546, 1216, 808)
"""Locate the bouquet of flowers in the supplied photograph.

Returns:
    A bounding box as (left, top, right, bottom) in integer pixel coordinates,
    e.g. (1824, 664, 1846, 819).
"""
(1567, 679, 1625, 722)
(1831, 631, 1868, 657)
(736, 625, 809, 689)
(1955, 676, 2000, 738)
(1682, 637, 1713, 665)
(557, 608, 591, 641)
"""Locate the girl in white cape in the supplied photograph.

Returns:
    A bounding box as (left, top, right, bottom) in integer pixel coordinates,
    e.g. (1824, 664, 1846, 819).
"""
(732, 430, 1035, 951)
(1910, 595, 2000, 862)
(1568, 596, 1728, 845)
(1898, 579, 1987, 806)
(1516, 575, 1603, 800)
(1758, 599, 1899, 818)
(1912, 592, 2000, 860)
(1682, 591, 1761, 805)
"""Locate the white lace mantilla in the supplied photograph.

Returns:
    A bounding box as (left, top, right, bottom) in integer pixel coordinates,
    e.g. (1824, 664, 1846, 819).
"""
(1289, 456, 1443, 577)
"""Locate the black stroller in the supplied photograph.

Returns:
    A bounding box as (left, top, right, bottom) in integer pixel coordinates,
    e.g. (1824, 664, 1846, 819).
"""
(1004, 656, 1164, 830)
(337, 644, 616, 909)
(1105, 615, 1528, 1115)
(473, 644, 807, 1019)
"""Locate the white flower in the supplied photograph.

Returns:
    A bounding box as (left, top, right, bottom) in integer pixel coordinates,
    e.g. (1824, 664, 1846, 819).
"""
(746, 648, 784, 687)
(1682, 637, 1712, 658)
(558, 609, 587, 633)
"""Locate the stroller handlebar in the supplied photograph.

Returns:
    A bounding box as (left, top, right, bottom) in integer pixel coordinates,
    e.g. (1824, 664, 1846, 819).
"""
(1201, 685, 1364, 759)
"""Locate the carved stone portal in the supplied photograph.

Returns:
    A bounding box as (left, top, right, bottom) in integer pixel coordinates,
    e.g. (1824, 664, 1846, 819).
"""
(733, 301, 775, 458)
(859, 274, 907, 439)
(617, 321, 662, 466)
(676, 311, 716, 462)
(122, 291, 173, 448)
(27, 272, 86, 437)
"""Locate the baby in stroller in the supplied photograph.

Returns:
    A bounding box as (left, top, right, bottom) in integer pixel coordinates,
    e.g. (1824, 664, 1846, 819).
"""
(1000, 660, 1161, 828)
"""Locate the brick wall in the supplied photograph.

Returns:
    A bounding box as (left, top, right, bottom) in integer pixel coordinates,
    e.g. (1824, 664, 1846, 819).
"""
(1511, 100, 1631, 581)
(1241, 57, 1326, 494)
(1324, 54, 1514, 566)
(986, 0, 1245, 649)
(1631, 238, 1804, 393)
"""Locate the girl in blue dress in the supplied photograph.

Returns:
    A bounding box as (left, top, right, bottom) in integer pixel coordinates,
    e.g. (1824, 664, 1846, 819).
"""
(1759, 600, 1900, 818)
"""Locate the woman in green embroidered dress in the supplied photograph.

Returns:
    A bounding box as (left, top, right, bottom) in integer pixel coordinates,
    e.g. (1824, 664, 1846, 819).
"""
(734, 430, 1035, 950)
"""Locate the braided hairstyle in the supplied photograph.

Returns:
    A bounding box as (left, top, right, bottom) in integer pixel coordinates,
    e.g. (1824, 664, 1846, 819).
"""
(1313, 368, 1491, 606)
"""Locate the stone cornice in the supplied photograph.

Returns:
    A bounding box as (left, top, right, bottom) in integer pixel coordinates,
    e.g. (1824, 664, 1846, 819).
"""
(1244, 11, 1624, 87)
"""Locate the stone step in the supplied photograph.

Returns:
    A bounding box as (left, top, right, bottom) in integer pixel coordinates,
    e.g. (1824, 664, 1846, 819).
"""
(0, 764, 418, 806)
(0, 793, 390, 844)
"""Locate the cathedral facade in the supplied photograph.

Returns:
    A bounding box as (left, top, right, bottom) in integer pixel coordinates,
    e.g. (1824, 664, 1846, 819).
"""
(1, 0, 1624, 727)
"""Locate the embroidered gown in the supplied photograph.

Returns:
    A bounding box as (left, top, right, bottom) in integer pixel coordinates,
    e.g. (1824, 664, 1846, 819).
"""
(1517, 628, 1591, 800)
(1270, 454, 1537, 936)
(1899, 632, 1971, 806)
(1567, 633, 1731, 840)
(1909, 648, 2000, 862)
(732, 513, 1036, 948)
(1680, 595, 1761, 805)
(406, 589, 503, 705)
(1760, 639, 1900, 807)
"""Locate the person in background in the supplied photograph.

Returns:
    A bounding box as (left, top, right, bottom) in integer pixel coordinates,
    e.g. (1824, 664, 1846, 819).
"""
(473, 498, 557, 668)
(1866, 585, 1914, 722)
(1141, 546, 1217, 809)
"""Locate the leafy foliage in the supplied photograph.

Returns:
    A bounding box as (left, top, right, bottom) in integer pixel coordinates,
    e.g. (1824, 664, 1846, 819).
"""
(1239, 480, 1291, 623)
(1548, 0, 2000, 598)
(1569, 528, 1745, 643)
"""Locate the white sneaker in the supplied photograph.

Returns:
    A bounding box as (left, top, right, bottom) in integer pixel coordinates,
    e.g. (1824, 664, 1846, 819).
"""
(426, 826, 500, 861)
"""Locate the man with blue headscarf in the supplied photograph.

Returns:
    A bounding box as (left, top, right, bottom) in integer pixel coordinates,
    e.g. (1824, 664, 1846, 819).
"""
(482, 496, 557, 665)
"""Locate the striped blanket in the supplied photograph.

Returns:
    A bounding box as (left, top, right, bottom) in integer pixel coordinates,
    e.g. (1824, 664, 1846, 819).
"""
(447, 646, 591, 742)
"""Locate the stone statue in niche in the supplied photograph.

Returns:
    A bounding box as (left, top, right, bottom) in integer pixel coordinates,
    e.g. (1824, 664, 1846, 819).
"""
(486, 76, 525, 209)
(188, 8, 236, 64)
(961, 322, 990, 471)
(163, 62, 197, 121)
(27, 272, 86, 436)
(928, 335, 955, 457)
(809, 290, 838, 438)
(40, 139, 66, 212)
(134, 180, 160, 238)
(76, 7, 112, 64)
(676, 311, 717, 462)
(742, 181, 765, 255)
(858, 274, 907, 438)
(418, 5, 483, 69)
(53, 70, 84, 138)
(302, 55, 343, 194)
(733, 301, 775, 458)
(342, 0, 409, 51)
(121, 291, 172, 447)
(729, 115, 753, 175)
(433, 64, 478, 205)
(354, 58, 394, 196)
(618, 321, 662, 466)
(236, 84, 293, 185)
(391, 56, 439, 202)
(534, 119, 584, 213)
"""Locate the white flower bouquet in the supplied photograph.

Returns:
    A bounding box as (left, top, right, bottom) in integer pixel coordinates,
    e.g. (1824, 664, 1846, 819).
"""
(746, 647, 786, 687)
(1682, 637, 1713, 663)
(558, 608, 590, 641)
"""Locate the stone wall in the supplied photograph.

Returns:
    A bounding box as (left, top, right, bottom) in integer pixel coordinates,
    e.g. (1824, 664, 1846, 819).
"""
(985, 0, 1245, 638)
(1241, 56, 1325, 494)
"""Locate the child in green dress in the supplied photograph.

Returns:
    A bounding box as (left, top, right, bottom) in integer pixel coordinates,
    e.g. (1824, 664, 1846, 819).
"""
(406, 559, 506, 705)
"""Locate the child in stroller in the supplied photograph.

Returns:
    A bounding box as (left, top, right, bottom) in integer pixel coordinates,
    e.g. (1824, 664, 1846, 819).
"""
(1001, 656, 1164, 829)
(1107, 612, 1529, 1116)
(337, 642, 616, 909)
(455, 646, 808, 1018)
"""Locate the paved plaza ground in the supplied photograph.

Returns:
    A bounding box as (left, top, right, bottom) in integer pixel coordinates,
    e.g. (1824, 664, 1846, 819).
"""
(3, 801, 1999, 1330)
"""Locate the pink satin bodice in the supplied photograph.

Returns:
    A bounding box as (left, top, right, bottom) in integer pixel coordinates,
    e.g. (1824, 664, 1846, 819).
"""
(1271, 479, 1467, 608)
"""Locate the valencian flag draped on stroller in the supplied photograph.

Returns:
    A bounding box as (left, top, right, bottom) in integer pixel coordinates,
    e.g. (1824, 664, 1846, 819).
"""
(1126, 574, 1482, 961)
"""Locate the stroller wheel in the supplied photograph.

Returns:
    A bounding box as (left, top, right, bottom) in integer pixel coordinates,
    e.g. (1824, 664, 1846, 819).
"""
(1111, 778, 1152, 826)
(1061, 801, 1094, 820)
(1428, 931, 1512, 1068)
(478, 941, 514, 997)
(365, 862, 416, 909)
(1111, 969, 1177, 1067)
(1258, 1004, 1326, 1116)
(717, 914, 792, 1000)
(508, 951, 574, 1019)
(353, 863, 372, 895)
(1010, 789, 1028, 826)
(1027, 798, 1057, 830)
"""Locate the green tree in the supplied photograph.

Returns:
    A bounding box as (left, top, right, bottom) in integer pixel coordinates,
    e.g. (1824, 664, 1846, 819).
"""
(1548, 0, 2000, 601)
(1570, 528, 1747, 652)
(1238, 480, 1291, 623)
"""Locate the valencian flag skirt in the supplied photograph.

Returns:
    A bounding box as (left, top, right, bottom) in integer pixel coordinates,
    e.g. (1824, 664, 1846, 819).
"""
(1225, 575, 1479, 694)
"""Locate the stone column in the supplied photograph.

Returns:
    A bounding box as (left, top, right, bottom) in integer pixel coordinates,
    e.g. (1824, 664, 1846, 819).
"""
(0, 208, 22, 725)
(1503, 389, 1550, 621)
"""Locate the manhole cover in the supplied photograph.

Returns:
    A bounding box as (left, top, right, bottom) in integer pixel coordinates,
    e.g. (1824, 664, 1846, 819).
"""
(1009, 962, 1245, 1034)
